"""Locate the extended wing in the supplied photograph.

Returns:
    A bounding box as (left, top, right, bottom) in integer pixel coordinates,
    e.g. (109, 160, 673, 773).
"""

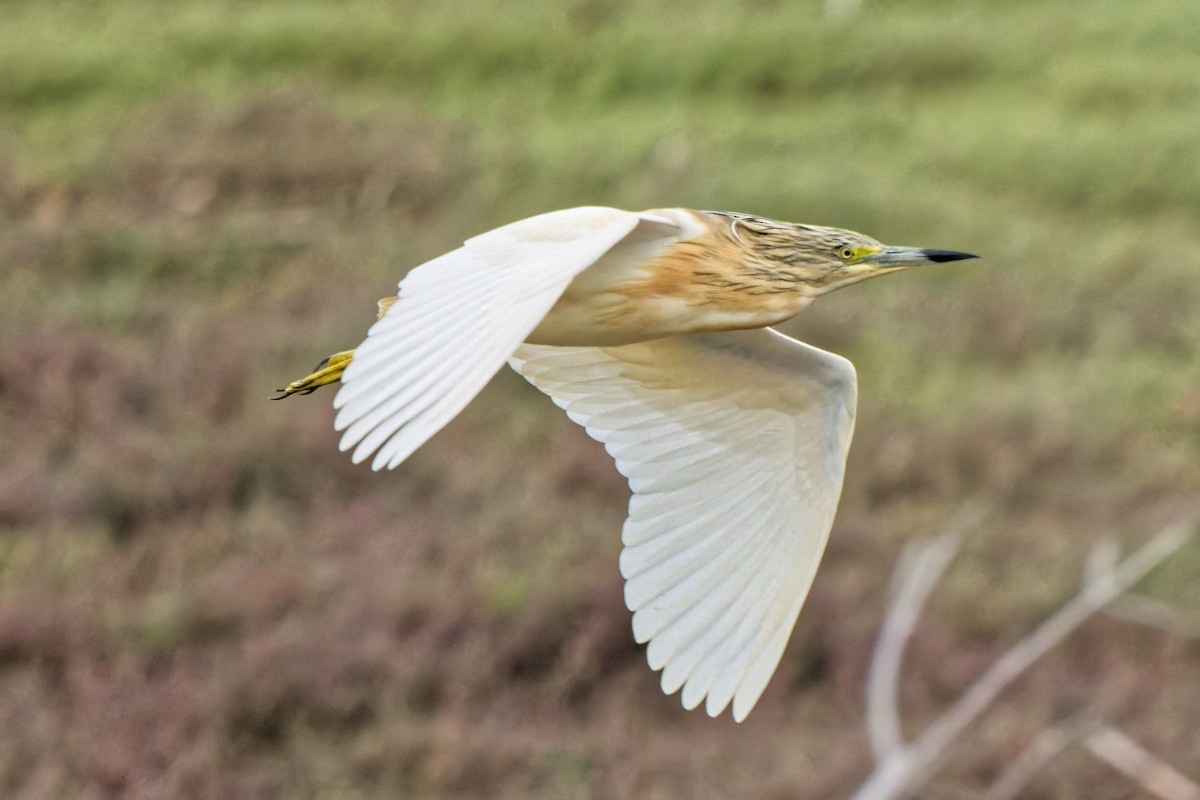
(333, 207, 676, 470)
(510, 328, 857, 720)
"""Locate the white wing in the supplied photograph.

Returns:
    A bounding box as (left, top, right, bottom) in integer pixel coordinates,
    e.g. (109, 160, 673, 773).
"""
(333, 207, 677, 470)
(510, 329, 857, 721)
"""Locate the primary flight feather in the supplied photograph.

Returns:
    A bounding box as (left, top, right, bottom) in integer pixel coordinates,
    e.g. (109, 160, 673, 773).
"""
(274, 206, 976, 721)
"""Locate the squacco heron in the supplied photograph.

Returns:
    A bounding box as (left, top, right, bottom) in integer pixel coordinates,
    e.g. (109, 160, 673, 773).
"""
(274, 207, 976, 721)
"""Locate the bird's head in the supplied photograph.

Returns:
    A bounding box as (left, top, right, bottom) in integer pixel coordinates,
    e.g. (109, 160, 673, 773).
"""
(721, 213, 978, 296)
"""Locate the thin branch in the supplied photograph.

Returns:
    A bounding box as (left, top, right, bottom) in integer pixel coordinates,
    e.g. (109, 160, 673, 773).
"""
(852, 521, 1195, 800)
(865, 510, 980, 761)
(1084, 537, 1200, 638)
(1085, 726, 1200, 800)
(1105, 593, 1200, 639)
(924, 525, 1189, 753)
(984, 712, 1101, 800)
(1082, 536, 1120, 584)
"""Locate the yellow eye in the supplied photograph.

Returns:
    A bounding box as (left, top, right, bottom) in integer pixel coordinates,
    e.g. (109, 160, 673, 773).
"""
(838, 246, 856, 261)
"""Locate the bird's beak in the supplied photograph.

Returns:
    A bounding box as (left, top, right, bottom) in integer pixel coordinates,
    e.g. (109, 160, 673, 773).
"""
(868, 246, 979, 269)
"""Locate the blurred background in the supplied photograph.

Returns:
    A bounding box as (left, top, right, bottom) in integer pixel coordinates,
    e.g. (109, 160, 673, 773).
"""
(1, 0, 1199, 797)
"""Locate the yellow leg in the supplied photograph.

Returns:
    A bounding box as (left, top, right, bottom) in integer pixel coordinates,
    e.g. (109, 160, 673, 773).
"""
(271, 350, 355, 400)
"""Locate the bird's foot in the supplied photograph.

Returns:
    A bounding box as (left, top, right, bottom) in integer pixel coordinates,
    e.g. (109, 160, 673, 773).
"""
(270, 350, 355, 400)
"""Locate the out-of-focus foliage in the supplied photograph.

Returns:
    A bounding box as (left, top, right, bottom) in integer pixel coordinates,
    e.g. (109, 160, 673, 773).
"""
(0, 1, 1197, 798)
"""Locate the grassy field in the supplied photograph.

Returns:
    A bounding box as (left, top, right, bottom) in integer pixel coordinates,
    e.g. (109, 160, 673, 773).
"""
(2, 0, 1199, 797)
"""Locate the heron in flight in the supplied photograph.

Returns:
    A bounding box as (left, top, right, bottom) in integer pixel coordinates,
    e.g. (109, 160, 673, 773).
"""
(274, 207, 976, 721)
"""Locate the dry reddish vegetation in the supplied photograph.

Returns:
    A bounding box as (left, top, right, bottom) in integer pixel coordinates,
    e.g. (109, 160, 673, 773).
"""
(1, 95, 1197, 800)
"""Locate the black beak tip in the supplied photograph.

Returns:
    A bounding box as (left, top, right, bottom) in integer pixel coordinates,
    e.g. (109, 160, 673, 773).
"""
(922, 249, 980, 263)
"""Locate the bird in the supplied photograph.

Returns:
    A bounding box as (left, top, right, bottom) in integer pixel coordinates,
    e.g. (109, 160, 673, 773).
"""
(272, 206, 977, 721)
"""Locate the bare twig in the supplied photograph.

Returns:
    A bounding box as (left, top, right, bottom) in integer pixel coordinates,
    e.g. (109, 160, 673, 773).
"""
(1105, 593, 1200, 638)
(984, 712, 1101, 800)
(1085, 536, 1200, 638)
(1082, 536, 1120, 584)
(866, 509, 983, 761)
(1085, 726, 1200, 800)
(852, 521, 1195, 800)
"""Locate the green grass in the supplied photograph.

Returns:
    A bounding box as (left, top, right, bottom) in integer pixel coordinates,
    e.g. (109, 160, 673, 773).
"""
(1, 1, 1199, 798)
